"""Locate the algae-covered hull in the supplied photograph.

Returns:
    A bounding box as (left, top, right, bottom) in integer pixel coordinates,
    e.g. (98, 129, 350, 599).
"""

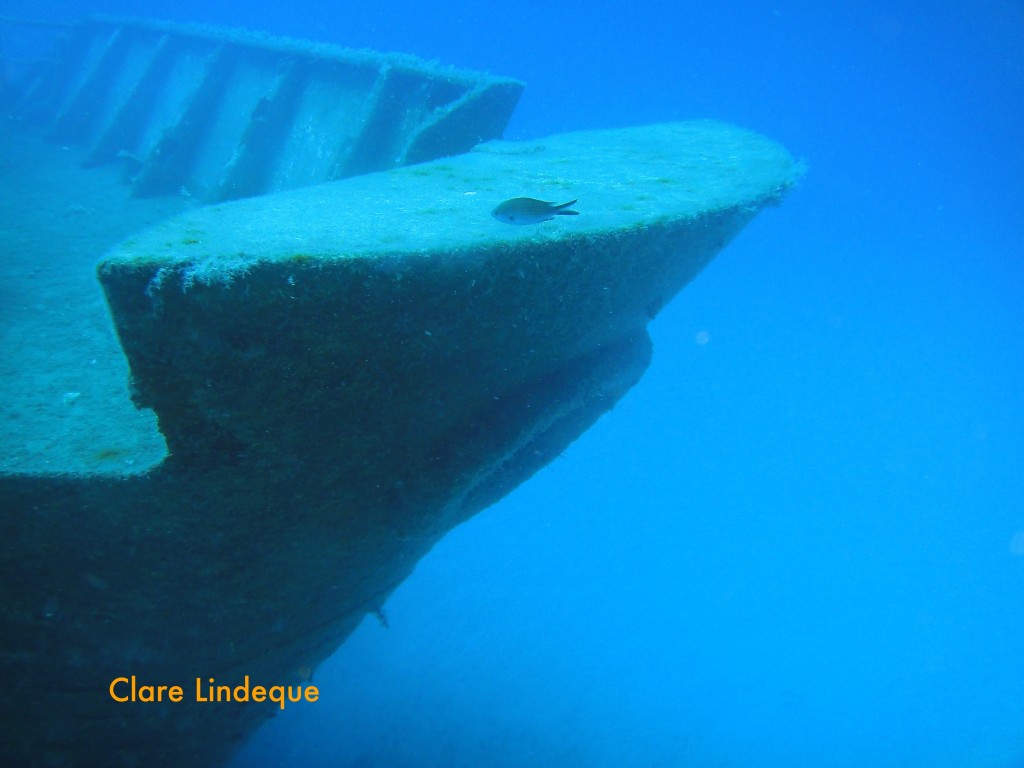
(0, 120, 800, 766)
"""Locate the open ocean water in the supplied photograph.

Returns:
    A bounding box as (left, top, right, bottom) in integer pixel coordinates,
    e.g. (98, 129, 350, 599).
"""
(2, 1, 1022, 766)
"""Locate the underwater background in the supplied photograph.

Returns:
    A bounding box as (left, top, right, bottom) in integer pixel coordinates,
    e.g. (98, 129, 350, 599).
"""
(4, 0, 1022, 765)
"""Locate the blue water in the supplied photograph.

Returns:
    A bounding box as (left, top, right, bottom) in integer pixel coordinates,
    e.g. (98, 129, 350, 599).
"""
(9, 1, 1023, 765)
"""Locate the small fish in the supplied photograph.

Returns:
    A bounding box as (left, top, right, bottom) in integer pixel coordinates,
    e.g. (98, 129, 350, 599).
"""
(492, 197, 579, 225)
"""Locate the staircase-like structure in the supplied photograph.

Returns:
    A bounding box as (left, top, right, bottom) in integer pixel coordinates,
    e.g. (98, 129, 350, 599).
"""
(5, 16, 523, 202)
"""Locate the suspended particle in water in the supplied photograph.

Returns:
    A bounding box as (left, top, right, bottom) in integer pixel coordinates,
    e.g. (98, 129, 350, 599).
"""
(1009, 531, 1024, 557)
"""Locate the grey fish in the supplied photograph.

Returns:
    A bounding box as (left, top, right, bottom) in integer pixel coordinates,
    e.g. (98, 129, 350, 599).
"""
(492, 197, 579, 225)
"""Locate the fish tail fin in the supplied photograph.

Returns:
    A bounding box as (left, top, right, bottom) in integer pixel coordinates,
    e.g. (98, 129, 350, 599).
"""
(555, 199, 579, 216)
